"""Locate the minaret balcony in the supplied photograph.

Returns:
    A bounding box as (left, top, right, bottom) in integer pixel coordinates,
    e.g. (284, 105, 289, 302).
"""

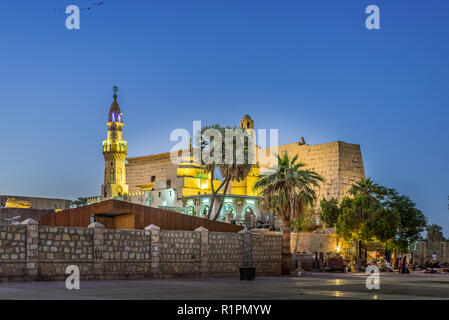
(102, 141, 128, 153)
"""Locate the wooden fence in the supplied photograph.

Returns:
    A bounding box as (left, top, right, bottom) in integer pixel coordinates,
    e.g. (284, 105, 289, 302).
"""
(40, 199, 244, 233)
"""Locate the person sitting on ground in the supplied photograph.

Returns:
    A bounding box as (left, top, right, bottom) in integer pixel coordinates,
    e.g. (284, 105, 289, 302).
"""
(385, 260, 394, 272)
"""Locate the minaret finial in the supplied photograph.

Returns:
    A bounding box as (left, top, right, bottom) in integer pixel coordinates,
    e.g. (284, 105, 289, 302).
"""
(113, 85, 118, 102)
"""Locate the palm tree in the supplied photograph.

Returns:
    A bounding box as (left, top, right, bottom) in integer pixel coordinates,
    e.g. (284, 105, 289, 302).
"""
(70, 197, 88, 208)
(201, 125, 253, 220)
(253, 153, 323, 274)
(348, 177, 386, 205)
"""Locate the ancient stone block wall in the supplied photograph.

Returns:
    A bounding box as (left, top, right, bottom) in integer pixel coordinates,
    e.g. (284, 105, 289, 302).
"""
(0, 221, 282, 282)
(37, 226, 94, 280)
(290, 232, 338, 254)
(251, 233, 282, 275)
(413, 241, 449, 265)
(102, 229, 151, 277)
(126, 154, 175, 193)
(159, 230, 201, 277)
(262, 141, 365, 204)
(208, 232, 243, 276)
(0, 225, 27, 281)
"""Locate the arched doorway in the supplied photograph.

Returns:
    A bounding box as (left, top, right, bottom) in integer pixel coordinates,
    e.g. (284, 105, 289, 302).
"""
(221, 202, 237, 222)
(200, 204, 210, 217)
(242, 206, 256, 227)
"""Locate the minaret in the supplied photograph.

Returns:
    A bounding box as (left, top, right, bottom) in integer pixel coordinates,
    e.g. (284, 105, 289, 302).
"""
(101, 86, 129, 200)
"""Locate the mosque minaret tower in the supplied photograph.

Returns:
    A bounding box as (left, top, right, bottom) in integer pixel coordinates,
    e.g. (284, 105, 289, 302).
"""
(101, 86, 129, 200)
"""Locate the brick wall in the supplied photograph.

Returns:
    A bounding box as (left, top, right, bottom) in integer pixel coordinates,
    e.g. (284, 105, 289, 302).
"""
(0, 220, 281, 282)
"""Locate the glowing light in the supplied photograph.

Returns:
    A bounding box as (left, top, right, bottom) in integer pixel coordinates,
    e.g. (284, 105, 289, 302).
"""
(336, 246, 341, 253)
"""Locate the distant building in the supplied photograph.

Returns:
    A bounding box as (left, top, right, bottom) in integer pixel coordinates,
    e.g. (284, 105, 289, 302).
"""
(0, 195, 70, 225)
(0, 195, 70, 210)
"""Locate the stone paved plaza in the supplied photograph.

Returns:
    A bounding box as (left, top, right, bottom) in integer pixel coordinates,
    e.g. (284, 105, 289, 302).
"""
(0, 272, 448, 300)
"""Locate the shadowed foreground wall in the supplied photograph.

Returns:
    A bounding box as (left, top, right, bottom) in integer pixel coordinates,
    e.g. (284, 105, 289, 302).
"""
(0, 220, 281, 282)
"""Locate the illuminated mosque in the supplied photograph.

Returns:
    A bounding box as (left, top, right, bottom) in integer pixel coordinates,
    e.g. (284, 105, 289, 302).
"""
(90, 88, 366, 228)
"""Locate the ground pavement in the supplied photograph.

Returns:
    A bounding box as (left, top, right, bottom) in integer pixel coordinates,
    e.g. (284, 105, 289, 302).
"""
(0, 271, 448, 300)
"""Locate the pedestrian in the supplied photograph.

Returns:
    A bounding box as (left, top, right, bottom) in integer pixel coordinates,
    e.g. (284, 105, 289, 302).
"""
(401, 256, 409, 274)
(432, 252, 438, 268)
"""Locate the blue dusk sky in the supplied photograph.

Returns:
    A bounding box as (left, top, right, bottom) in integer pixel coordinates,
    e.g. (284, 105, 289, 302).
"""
(0, 1, 448, 235)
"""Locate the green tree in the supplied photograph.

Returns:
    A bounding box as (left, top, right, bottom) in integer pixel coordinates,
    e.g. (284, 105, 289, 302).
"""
(319, 198, 340, 228)
(334, 180, 427, 260)
(253, 153, 323, 274)
(385, 190, 427, 252)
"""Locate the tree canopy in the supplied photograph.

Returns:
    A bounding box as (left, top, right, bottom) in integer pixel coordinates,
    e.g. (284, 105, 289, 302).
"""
(320, 178, 427, 252)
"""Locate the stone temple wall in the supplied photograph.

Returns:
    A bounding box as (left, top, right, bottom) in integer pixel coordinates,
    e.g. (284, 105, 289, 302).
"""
(413, 241, 449, 266)
(262, 141, 365, 205)
(126, 153, 175, 194)
(290, 232, 338, 254)
(0, 220, 281, 282)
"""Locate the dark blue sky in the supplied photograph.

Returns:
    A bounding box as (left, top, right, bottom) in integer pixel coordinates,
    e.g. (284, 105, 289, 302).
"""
(1, 1, 448, 234)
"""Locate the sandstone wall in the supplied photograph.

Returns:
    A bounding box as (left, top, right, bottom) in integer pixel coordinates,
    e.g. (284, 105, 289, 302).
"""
(0, 196, 70, 210)
(0, 220, 282, 282)
(290, 232, 338, 254)
(126, 153, 175, 194)
(413, 241, 449, 265)
(261, 141, 365, 204)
